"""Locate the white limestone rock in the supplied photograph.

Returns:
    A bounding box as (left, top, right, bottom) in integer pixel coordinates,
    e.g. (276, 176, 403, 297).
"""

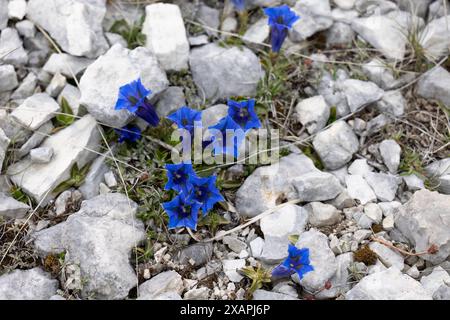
(43, 53, 93, 78)
(30, 147, 53, 164)
(0, 192, 30, 219)
(8, 115, 101, 204)
(11, 93, 61, 130)
(142, 3, 189, 71)
(33, 193, 146, 299)
(26, 0, 109, 58)
(313, 121, 359, 170)
(295, 95, 330, 134)
(0, 64, 19, 92)
(395, 189, 450, 264)
(379, 139, 401, 173)
(338, 79, 384, 112)
(346, 267, 432, 300)
(416, 66, 450, 107)
(79, 44, 168, 128)
(305, 202, 342, 227)
(0, 268, 58, 300)
(0, 128, 9, 173)
(346, 175, 377, 205)
(138, 271, 184, 300)
(0, 27, 27, 66)
(189, 43, 263, 102)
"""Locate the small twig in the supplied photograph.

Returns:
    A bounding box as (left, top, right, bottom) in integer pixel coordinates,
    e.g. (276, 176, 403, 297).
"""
(371, 236, 438, 257)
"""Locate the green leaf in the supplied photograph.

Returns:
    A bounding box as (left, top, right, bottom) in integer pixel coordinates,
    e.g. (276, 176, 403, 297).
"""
(56, 97, 75, 127)
(198, 212, 230, 235)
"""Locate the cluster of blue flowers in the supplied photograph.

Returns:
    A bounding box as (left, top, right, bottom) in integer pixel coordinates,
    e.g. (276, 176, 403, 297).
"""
(161, 98, 262, 230)
(162, 163, 224, 230)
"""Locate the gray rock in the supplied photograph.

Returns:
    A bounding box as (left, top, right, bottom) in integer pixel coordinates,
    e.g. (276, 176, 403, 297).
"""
(326, 22, 355, 47)
(78, 152, 109, 200)
(188, 35, 209, 46)
(425, 159, 450, 194)
(156, 87, 186, 118)
(348, 159, 373, 176)
(334, 0, 356, 10)
(11, 72, 38, 101)
(104, 32, 127, 48)
(243, 18, 270, 44)
(196, 4, 220, 36)
(33, 193, 146, 299)
(0, 192, 30, 219)
(290, 0, 333, 42)
(420, 266, 450, 296)
(346, 175, 377, 205)
(362, 58, 396, 90)
(0, 64, 19, 92)
(8, 0, 27, 20)
(420, 15, 450, 60)
(369, 242, 404, 270)
(222, 259, 246, 282)
(295, 95, 330, 134)
(223, 236, 247, 254)
(17, 121, 54, 158)
(315, 252, 354, 299)
(379, 139, 401, 173)
(0, 110, 31, 145)
(346, 267, 432, 300)
(376, 90, 405, 117)
(292, 171, 343, 202)
(142, 3, 189, 71)
(138, 271, 183, 300)
(30, 147, 53, 164)
(0, 128, 9, 173)
(45, 73, 67, 97)
(260, 204, 309, 263)
(293, 229, 338, 293)
(351, 12, 417, 60)
(305, 202, 341, 227)
(0, 27, 27, 66)
(0, 268, 58, 300)
(79, 44, 168, 128)
(27, 0, 108, 58)
(189, 43, 263, 102)
(43, 53, 93, 78)
(433, 283, 450, 300)
(416, 66, 450, 107)
(339, 79, 384, 112)
(364, 172, 400, 202)
(395, 189, 450, 264)
(235, 153, 318, 217)
(253, 289, 298, 300)
(8, 115, 101, 203)
(396, 0, 433, 18)
(249, 237, 264, 258)
(313, 121, 359, 170)
(0, 0, 7, 30)
(15, 20, 35, 38)
(11, 93, 60, 131)
(403, 174, 425, 191)
(175, 243, 213, 267)
(54, 189, 82, 216)
(366, 114, 391, 135)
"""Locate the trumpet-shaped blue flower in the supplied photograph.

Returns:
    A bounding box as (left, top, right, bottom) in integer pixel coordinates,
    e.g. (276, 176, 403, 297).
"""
(165, 163, 197, 193)
(162, 193, 201, 230)
(187, 175, 224, 215)
(272, 245, 314, 280)
(208, 116, 245, 158)
(227, 99, 261, 131)
(264, 5, 300, 53)
(167, 106, 202, 134)
(231, 0, 246, 12)
(115, 124, 142, 143)
(115, 78, 160, 126)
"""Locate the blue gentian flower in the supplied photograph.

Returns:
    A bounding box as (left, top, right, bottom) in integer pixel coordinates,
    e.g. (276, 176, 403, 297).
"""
(165, 163, 197, 193)
(272, 245, 314, 279)
(115, 124, 142, 143)
(167, 106, 202, 134)
(231, 0, 246, 12)
(187, 175, 224, 216)
(227, 99, 261, 131)
(264, 5, 300, 53)
(115, 78, 160, 126)
(162, 193, 202, 230)
(208, 116, 245, 158)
